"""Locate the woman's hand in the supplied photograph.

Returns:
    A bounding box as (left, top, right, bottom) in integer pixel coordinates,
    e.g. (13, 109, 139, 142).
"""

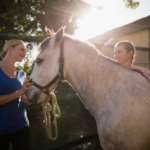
(20, 76, 33, 96)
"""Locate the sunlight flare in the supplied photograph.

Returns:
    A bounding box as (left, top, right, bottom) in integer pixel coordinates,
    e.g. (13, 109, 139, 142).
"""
(73, 0, 126, 40)
(73, 7, 108, 40)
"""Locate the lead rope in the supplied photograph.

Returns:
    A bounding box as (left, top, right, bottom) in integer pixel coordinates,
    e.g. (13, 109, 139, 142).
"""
(42, 92, 61, 140)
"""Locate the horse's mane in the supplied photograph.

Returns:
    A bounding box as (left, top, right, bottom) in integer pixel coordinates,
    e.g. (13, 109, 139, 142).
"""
(63, 34, 98, 52)
(40, 30, 150, 84)
(40, 29, 98, 53)
(40, 30, 122, 70)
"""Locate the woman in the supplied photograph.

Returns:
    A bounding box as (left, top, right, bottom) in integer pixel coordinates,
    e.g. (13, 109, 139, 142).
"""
(0, 39, 33, 150)
(114, 40, 150, 82)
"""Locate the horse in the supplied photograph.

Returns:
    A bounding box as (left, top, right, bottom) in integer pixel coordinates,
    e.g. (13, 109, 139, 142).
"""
(27, 27, 150, 150)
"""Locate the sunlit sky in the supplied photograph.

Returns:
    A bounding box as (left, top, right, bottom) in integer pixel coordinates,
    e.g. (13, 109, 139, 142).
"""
(73, 0, 150, 40)
(30, 0, 150, 61)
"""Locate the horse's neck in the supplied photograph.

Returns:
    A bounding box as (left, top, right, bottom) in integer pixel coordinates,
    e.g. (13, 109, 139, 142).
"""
(64, 41, 112, 118)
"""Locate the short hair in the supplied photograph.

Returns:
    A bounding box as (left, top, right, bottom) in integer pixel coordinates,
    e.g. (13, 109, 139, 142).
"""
(1, 39, 25, 58)
(115, 40, 136, 63)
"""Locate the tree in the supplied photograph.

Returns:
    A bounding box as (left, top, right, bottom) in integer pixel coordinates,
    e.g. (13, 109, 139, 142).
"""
(0, 0, 139, 36)
(123, 0, 140, 9)
(0, 0, 140, 74)
(0, 0, 91, 36)
(0, 0, 92, 75)
(17, 49, 34, 76)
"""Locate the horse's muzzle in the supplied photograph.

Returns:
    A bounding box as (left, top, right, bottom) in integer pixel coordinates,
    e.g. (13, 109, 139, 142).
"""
(27, 92, 38, 104)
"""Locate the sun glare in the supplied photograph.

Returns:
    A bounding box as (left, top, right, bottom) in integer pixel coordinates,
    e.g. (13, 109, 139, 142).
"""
(73, 0, 122, 40)
(73, 7, 110, 40)
(81, 0, 104, 7)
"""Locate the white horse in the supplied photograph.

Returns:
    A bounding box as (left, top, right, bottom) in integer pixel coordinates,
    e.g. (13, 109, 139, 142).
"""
(27, 27, 150, 150)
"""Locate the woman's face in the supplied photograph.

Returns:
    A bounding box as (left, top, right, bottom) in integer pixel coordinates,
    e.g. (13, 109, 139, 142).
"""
(114, 45, 133, 65)
(11, 43, 26, 62)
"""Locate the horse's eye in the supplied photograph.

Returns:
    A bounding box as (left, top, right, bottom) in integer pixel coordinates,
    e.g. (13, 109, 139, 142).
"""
(36, 58, 43, 64)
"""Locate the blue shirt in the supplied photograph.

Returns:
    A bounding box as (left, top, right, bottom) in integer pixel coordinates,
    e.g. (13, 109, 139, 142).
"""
(0, 68, 29, 136)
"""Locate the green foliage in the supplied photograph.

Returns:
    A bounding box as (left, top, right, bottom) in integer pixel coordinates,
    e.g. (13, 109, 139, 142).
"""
(123, 0, 140, 9)
(0, 0, 140, 74)
(55, 82, 78, 101)
(0, 0, 92, 75)
(17, 43, 34, 76)
(0, 0, 140, 36)
(0, 40, 6, 58)
(0, 0, 91, 35)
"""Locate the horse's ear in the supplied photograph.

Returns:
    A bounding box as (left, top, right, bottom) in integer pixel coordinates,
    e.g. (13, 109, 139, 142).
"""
(51, 27, 64, 46)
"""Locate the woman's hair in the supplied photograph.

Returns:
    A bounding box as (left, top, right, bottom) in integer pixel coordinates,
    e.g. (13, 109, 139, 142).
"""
(1, 39, 24, 58)
(115, 40, 136, 63)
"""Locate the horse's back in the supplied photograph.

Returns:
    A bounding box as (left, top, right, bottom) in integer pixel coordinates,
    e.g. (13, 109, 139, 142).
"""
(98, 70, 150, 150)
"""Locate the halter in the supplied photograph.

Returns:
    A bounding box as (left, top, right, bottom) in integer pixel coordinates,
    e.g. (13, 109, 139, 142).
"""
(31, 38, 65, 95)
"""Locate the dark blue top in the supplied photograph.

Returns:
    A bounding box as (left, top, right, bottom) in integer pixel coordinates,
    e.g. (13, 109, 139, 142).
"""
(0, 68, 29, 136)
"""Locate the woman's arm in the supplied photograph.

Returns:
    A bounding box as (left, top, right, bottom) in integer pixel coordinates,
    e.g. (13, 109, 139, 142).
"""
(0, 90, 23, 105)
(131, 65, 150, 82)
(0, 77, 33, 105)
(131, 65, 150, 74)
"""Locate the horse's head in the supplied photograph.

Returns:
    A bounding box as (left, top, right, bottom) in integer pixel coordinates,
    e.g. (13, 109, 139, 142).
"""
(27, 27, 65, 104)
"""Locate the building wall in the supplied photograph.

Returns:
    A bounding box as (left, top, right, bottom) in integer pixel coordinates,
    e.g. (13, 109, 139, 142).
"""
(134, 50, 149, 69)
(115, 29, 150, 48)
(100, 29, 150, 69)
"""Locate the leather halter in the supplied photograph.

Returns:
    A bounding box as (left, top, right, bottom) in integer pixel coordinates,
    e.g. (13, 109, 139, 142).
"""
(31, 38, 65, 95)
